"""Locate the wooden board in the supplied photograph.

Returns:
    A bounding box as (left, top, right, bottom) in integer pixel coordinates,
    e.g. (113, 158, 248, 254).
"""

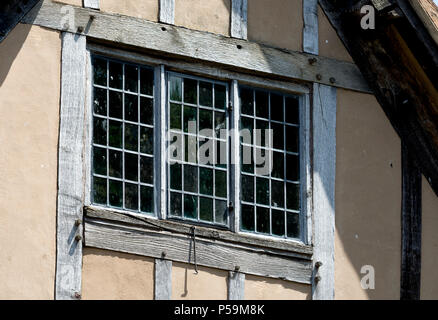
(22, 0, 370, 93)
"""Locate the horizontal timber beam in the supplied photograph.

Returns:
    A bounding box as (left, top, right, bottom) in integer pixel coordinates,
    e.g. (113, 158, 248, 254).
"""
(83, 207, 313, 284)
(22, 0, 371, 93)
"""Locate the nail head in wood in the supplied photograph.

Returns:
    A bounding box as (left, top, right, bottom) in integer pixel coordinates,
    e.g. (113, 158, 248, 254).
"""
(308, 57, 317, 65)
(314, 275, 321, 283)
(234, 265, 240, 272)
(75, 219, 82, 227)
(75, 235, 82, 242)
(329, 77, 336, 84)
(316, 74, 322, 81)
(315, 261, 323, 268)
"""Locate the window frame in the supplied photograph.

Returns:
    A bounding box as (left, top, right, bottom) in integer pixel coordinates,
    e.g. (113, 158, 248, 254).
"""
(84, 43, 312, 246)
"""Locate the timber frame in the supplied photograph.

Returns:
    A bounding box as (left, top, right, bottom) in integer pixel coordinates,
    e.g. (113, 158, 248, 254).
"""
(19, 0, 341, 300)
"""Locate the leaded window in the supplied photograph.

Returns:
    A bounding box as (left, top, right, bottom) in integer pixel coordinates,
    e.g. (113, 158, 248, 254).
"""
(91, 56, 156, 214)
(239, 86, 301, 239)
(167, 73, 230, 226)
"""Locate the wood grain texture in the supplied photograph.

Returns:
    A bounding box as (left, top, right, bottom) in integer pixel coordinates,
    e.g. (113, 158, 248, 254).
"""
(303, 0, 318, 54)
(84, 216, 313, 284)
(401, 142, 422, 300)
(312, 83, 337, 300)
(85, 206, 313, 257)
(22, 0, 370, 93)
(155, 259, 172, 300)
(231, 0, 247, 39)
(159, 0, 175, 24)
(56, 32, 87, 300)
(84, 0, 99, 10)
(228, 271, 245, 300)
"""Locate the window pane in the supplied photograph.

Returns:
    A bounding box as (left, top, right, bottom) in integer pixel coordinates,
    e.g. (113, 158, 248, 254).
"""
(169, 76, 182, 102)
(286, 183, 300, 211)
(93, 177, 107, 204)
(286, 154, 299, 181)
(215, 170, 227, 198)
(256, 207, 270, 234)
(140, 68, 154, 96)
(184, 194, 198, 219)
(272, 152, 284, 179)
(140, 156, 153, 184)
(255, 91, 269, 119)
(215, 200, 227, 225)
(199, 109, 213, 135)
(199, 81, 212, 107)
(93, 57, 107, 86)
(215, 84, 226, 109)
(241, 145, 254, 173)
(240, 87, 253, 116)
(170, 103, 182, 131)
(270, 93, 283, 122)
(271, 122, 284, 150)
(185, 135, 197, 164)
(200, 197, 213, 222)
(125, 183, 138, 210)
(141, 186, 154, 213)
(140, 97, 154, 125)
(256, 177, 269, 205)
(109, 150, 122, 178)
(184, 78, 197, 104)
(109, 179, 123, 207)
(140, 127, 153, 155)
(93, 87, 107, 116)
(271, 180, 284, 208)
(184, 164, 198, 193)
(108, 120, 122, 148)
(93, 118, 107, 146)
(109, 91, 122, 119)
(286, 126, 299, 153)
(170, 192, 182, 217)
(125, 64, 138, 93)
(272, 210, 285, 236)
(125, 124, 138, 152)
(93, 147, 107, 176)
(214, 111, 226, 137)
(125, 94, 138, 122)
(216, 140, 227, 168)
(184, 106, 197, 133)
(200, 167, 213, 195)
(240, 116, 253, 142)
(241, 205, 255, 231)
(255, 120, 268, 147)
(125, 153, 138, 182)
(241, 175, 254, 203)
(285, 96, 299, 124)
(170, 163, 182, 190)
(287, 213, 300, 238)
(109, 61, 123, 89)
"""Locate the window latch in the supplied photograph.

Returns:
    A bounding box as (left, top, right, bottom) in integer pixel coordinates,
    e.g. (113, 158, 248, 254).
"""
(228, 100, 233, 113)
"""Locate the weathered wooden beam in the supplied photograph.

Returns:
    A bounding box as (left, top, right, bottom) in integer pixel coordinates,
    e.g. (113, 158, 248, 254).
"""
(231, 0, 248, 39)
(318, 0, 438, 196)
(228, 271, 245, 300)
(85, 206, 313, 258)
(312, 83, 337, 300)
(401, 142, 422, 300)
(303, 0, 319, 54)
(159, 0, 175, 24)
(84, 216, 313, 284)
(55, 32, 87, 300)
(22, 0, 370, 93)
(155, 259, 172, 300)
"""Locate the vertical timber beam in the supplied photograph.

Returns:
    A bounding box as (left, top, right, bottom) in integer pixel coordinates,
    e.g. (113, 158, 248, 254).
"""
(303, 0, 319, 54)
(155, 259, 172, 300)
(83, 0, 99, 10)
(231, 0, 248, 39)
(228, 271, 245, 300)
(312, 83, 337, 300)
(159, 0, 175, 25)
(55, 32, 87, 300)
(401, 143, 422, 300)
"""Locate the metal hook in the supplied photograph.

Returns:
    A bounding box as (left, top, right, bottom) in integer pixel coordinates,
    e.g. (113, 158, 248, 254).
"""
(191, 226, 198, 274)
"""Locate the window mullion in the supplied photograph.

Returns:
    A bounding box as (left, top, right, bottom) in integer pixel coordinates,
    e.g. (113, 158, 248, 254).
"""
(155, 64, 166, 219)
(231, 80, 241, 233)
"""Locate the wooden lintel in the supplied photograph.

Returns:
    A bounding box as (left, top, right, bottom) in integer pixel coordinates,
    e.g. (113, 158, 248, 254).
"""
(22, 0, 371, 93)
